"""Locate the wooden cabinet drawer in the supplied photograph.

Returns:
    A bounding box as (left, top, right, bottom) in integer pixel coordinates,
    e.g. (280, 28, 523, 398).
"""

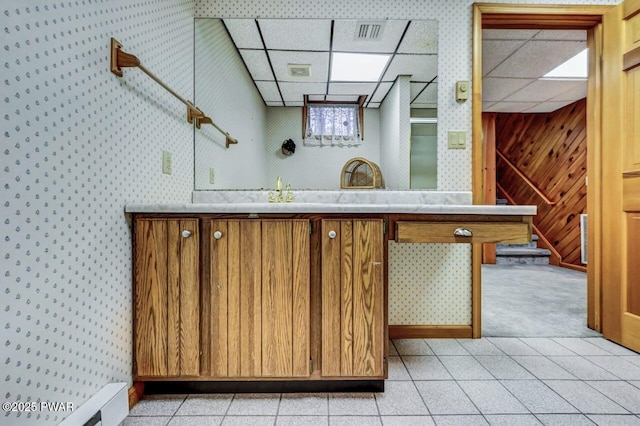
(395, 221, 531, 244)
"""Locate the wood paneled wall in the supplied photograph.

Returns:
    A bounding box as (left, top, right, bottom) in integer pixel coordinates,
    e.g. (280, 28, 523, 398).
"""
(494, 99, 587, 267)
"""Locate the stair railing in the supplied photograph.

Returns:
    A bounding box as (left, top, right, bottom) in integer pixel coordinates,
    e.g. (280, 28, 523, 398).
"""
(496, 149, 557, 205)
(496, 182, 585, 272)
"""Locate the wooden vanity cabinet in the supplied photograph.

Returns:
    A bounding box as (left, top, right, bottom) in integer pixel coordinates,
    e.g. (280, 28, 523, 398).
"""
(203, 219, 311, 379)
(133, 218, 200, 378)
(321, 219, 386, 378)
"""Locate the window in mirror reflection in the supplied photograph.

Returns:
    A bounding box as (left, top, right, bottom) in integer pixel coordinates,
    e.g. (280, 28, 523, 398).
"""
(304, 104, 361, 147)
(410, 109, 437, 189)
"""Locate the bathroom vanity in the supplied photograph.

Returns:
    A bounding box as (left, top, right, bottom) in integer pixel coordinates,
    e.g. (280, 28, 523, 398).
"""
(126, 192, 535, 388)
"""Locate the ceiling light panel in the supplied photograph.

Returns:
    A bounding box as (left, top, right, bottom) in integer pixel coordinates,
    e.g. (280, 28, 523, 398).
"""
(223, 19, 264, 49)
(482, 77, 535, 102)
(279, 82, 327, 104)
(332, 20, 407, 53)
(397, 20, 438, 54)
(371, 82, 393, 102)
(503, 79, 585, 103)
(331, 52, 390, 81)
(543, 49, 587, 79)
(269, 51, 329, 82)
(482, 40, 528, 76)
(382, 54, 437, 82)
(238, 49, 275, 81)
(259, 19, 331, 51)
(487, 40, 586, 78)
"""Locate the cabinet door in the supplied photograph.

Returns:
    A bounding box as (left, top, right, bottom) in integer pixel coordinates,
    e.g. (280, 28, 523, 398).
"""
(208, 219, 310, 378)
(322, 219, 385, 377)
(134, 218, 200, 377)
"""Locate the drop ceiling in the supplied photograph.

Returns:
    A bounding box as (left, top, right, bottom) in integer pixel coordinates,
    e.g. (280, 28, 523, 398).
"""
(483, 29, 587, 113)
(222, 19, 438, 108)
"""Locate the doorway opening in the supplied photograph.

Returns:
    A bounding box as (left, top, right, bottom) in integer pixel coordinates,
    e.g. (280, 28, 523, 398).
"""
(471, 4, 609, 338)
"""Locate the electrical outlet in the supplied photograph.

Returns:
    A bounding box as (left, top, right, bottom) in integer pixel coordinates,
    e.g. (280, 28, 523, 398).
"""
(209, 168, 215, 184)
(162, 150, 172, 174)
(448, 131, 467, 149)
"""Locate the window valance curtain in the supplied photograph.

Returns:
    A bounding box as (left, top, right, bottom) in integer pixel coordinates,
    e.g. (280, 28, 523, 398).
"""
(304, 104, 361, 146)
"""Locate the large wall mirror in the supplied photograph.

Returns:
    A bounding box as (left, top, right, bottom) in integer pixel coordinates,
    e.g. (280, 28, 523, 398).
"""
(194, 18, 437, 190)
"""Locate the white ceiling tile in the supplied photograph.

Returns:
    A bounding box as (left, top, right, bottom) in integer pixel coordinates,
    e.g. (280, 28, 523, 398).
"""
(258, 19, 331, 51)
(308, 95, 325, 101)
(483, 101, 496, 110)
(286, 101, 304, 107)
(524, 100, 575, 113)
(266, 101, 284, 106)
(482, 39, 528, 76)
(482, 29, 540, 40)
(484, 101, 539, 113)
(482, 77, 534, 102)
(325, 95, 360, 102)
(411, 103, 437, 109)
(255, 81, 281, 102)
(504, 79, 585, 102)
(487, 40, 586, 78)
(397, 20, 438, 54)
(382, 54, 437, 82)
(332, 20, 407, 53)
(328, 82, 378, 96)
(371, 82, 393, 102)
(549, 82, 587, 102)
(269, 50, 329, 83)
(412, 82, 437, 105)
(223, 19, 263, 49)
(410, 82, 427, 99)
(279, 82, 327, 103)
(534, 30, 587, 41)
(238, 49, 274, 81)
(367, 102, 381, 108)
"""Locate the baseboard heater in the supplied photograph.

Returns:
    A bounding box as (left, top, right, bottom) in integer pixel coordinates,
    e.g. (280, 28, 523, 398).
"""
(580, 214, 588, 265)
(59, 383, 128, 426)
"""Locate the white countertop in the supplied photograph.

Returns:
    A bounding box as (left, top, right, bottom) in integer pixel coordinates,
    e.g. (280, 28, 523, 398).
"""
(125, 202, 536, 215)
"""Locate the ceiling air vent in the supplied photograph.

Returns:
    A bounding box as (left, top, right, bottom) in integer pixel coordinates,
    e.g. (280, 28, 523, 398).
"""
(288, 64, 311, 77)
(356, 21, 385, 40)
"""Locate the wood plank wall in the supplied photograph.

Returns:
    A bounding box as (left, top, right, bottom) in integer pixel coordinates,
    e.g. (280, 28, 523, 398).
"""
(494, 99, 587, 267)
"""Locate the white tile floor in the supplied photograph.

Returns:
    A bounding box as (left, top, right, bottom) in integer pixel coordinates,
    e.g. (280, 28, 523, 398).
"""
(126, 337, 640, 426)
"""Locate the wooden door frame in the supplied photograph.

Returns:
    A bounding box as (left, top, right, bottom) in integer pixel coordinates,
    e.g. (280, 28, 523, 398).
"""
(471, 3, 611, 337)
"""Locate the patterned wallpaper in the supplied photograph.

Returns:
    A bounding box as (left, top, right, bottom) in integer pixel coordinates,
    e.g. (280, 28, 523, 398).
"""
(194, 18, 268, 189)
(389, 243, 472, 324)
(1, 1, 195, 424)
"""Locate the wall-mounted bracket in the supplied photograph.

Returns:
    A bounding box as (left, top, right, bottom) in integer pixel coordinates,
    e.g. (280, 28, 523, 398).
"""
(109, 36, 239, 148)
(110, 38, 141, 77)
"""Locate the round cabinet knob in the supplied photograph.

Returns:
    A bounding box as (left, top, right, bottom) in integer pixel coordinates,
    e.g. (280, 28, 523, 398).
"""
(213, 231, 223, 240)
(328, 230, 337, 239)
(182, 230, 192, 238)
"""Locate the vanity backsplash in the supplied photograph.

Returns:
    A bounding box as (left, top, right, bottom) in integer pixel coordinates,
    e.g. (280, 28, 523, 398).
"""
(192, 190, 472, 205)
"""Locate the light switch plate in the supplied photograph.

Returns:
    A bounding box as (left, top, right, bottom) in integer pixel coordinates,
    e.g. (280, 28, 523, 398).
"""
(209, 167, 215, 184)
(448, 131, 467, 149)
(162, 150, 172, 174)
